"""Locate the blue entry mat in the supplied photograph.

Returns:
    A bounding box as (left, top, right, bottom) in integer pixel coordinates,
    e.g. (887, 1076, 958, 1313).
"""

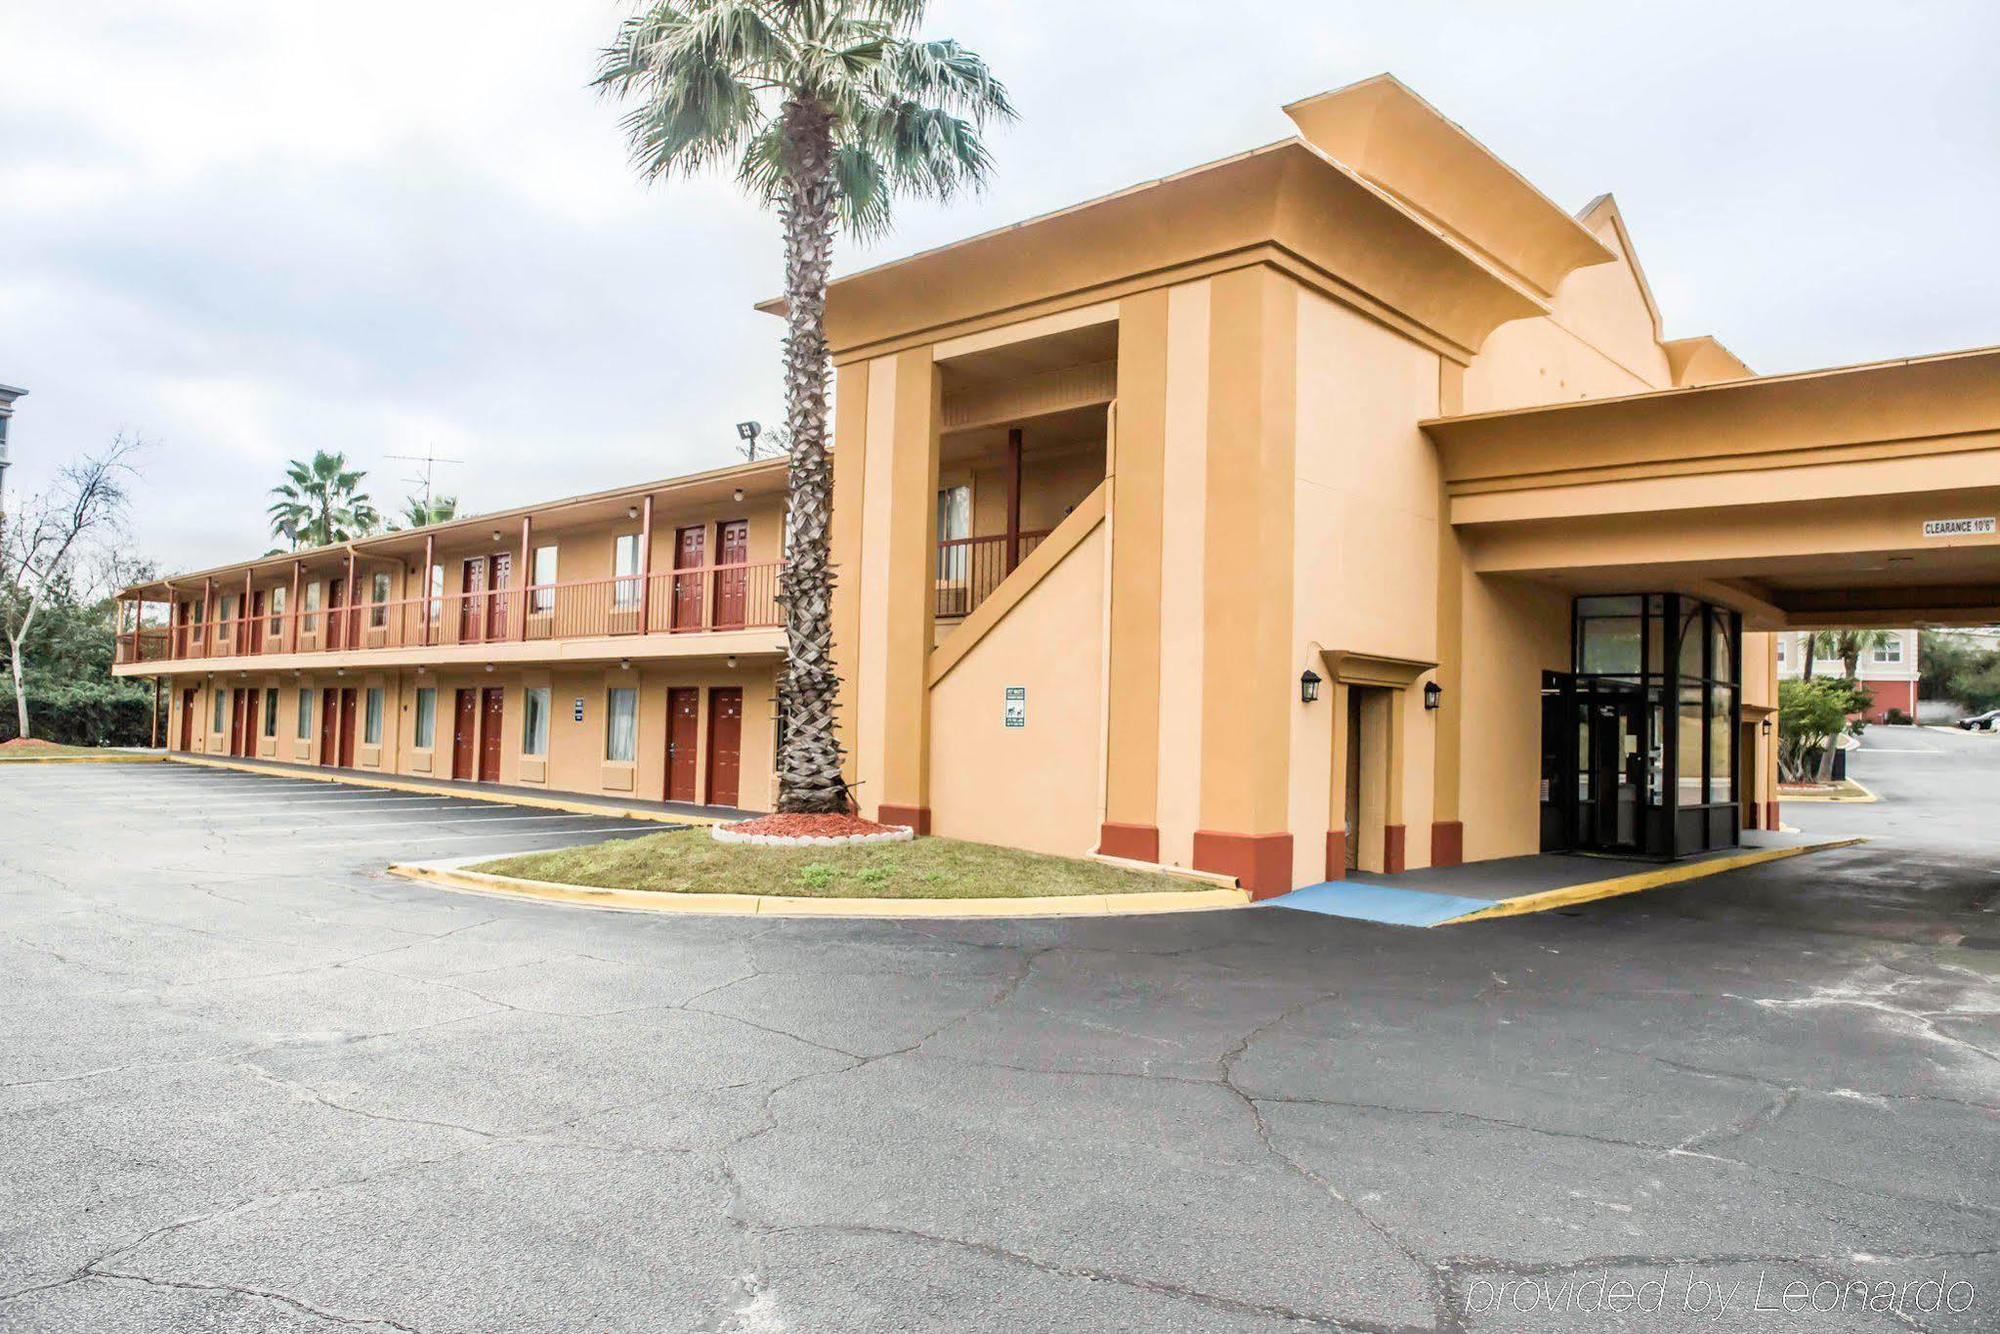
(1264, 879, 1500, 928)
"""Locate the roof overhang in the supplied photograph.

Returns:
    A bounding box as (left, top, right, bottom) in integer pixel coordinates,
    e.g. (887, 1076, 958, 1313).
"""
(1283, 74, 1616, 299)
(1424, 344, 2000, 487)
(774, 138, 1546, 366)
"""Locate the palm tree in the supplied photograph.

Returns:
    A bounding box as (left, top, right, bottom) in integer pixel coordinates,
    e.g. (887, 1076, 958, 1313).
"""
(1798, 630, 1830, 682)
(393, 493, 459, 531)
(267, 451, 380, 550)
(1833, 628, 1894, 681)
(597, 0, 1013, 813)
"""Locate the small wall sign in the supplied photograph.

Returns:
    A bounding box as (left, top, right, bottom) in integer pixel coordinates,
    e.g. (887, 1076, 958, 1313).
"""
(1923, 516, 1996, 538)
(573, 697, 585, 722)
(1004, 686, 1026, 728)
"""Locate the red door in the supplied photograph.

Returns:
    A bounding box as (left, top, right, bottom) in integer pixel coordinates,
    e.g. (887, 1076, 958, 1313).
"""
(228, 690, 245, 757)
(179, 689, 196, 751)
(672, 526, 705, 630)
(338, 689, 358, 767)
(320, 691, 339, 766)
(460, 560, 487, 643)
(665, 688, 699, 803)
(452, 689, 478, 780)
(244, 690, 261, 756)
(712, 520, 748, 629)
(486, 554, 512, 640)
(705, 687, 742, 808)
(326, 580, 346, 651)
(249, 592, 266, 653)
(479, 688, 504, 783)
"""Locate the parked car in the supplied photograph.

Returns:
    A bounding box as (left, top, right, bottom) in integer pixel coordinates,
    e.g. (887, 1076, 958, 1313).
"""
(1957, 708, 2000, 731)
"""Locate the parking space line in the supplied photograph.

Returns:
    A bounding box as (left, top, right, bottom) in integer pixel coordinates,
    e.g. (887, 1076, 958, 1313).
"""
(235, 813, 602, 833)
(278, 825, 658, 852)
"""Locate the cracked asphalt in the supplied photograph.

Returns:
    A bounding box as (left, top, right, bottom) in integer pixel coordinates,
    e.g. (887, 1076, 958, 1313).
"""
(2, 750, 1997, 1333)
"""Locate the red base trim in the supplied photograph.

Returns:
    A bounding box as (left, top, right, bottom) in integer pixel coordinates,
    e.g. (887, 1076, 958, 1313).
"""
(1324, 830, 1348, 881)
(1098, 822, 1159, 863)
(877, 804, 931, 836)
(1383, 824, 1407, 875)
(1193, 830, 1295, 900)
(1429, 821, 1464, 868)
(1764, 801, 1781, 830)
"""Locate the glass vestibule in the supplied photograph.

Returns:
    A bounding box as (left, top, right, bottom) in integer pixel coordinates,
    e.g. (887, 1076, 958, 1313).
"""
(1540, 594, 1742, 859)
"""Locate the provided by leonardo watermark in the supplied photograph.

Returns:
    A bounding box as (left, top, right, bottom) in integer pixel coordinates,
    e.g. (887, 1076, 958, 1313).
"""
(1461, 1267, 1978, 1321)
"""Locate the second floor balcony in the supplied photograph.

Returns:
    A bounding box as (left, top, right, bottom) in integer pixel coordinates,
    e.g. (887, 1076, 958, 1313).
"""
(116, 562, 783, 668)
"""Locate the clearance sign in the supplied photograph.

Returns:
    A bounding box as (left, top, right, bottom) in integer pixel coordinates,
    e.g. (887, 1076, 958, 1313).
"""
(1922, 517, 1997, 538)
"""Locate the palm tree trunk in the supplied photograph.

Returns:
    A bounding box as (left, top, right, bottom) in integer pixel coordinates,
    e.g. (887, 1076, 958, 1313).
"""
(772, 99, 848, 814)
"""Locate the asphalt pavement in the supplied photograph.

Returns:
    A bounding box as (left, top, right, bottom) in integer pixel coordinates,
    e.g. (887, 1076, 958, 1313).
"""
(1, 755, 1994, 1332)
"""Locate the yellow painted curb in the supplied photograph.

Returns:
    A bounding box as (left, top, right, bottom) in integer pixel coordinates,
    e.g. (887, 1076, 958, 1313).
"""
(0, 753, 164, 765)
(1438, 837, 1868, 925)
(386, 860, 1252, 920)
(171, 755, 713, 825)
(1776, 779, 1877, 804)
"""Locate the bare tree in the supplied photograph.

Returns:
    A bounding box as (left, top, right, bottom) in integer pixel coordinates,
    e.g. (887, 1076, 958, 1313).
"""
(0, 436, 141, 738)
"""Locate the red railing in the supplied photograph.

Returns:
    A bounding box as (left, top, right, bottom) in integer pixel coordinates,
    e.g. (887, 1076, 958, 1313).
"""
(114, 561, 784, 665)
(934, 531, 1049, 619)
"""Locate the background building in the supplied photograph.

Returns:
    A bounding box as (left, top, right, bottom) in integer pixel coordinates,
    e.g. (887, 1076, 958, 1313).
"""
(1774, 630, 1921, 722)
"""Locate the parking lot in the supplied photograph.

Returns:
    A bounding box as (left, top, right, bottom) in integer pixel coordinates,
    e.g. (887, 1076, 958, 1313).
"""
(2, 761, 671, 869)
(2, 756, 1996, 1332)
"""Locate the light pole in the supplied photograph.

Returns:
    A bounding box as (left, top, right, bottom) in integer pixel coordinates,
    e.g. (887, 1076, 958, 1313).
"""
(736, 419, 762, 462)
(0, 383, 24, 517)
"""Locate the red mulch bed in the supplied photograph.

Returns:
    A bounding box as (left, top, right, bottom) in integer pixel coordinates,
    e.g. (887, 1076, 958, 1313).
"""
(0, 738, 66, 753)
(721, 812, 905, 839)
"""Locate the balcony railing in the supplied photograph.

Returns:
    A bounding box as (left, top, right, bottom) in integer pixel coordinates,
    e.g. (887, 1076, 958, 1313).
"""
(934, 531, 1049, 619)
(115, 562, 784, 666)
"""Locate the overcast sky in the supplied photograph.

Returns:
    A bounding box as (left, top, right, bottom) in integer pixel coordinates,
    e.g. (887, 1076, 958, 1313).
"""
(4, 1, 1997, 575)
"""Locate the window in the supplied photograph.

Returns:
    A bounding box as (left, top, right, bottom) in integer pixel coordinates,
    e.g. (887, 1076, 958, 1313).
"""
(1873, 638, 1904, 664)
(370, 572, 391, 628)
(297, 689, 313, 740)
(212, 689, 226, 731)
(191, 600, 206, 643)
(220, 595, 238, 635)
(523, 687, 550, 756)
(936, 484, 971, 582)
(303, 581, 320, 632)
(613, 534, 642, 610)
(605, 687, 637, 762)
(364, 687, 384, 745)
(263, 688, 279, 738)
(427, 565, 444, 625)
(414, 688, 436, 749)
(269, 586, 286, 636)
(532, 545, 558, 614)
(1775, 637, 1787, 663)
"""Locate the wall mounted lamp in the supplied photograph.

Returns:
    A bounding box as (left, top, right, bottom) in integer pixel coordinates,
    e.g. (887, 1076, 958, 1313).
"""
(1760, 717, 1773, 738)
(1424, 680, 1443, 712)
(1299, 669, 1322, 704)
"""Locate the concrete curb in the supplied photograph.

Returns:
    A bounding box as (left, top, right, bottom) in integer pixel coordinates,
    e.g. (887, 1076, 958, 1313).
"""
(171, 755, 713, 825)
(1776, 779, 1878, 804)
(385, 857, 1252, 920)
(1438, 837, 1869, 925)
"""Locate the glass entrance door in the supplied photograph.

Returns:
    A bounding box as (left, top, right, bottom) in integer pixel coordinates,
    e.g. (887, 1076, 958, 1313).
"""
(1579, 687, 1644, 854)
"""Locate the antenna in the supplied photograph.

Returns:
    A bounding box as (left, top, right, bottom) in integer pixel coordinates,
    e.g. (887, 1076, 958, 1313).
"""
(386, 446, 463, 517)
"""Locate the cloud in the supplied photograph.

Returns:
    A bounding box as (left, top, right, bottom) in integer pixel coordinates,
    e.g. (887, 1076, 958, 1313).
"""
(1, 0, 1995, 574)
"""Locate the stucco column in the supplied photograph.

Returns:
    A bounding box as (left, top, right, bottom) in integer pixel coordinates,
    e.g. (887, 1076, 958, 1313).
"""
(1098, 288, 1169, 862)
(827, 359, 872, 789)
(1190, 266, 1299, 898)
(847, 348, 941, 831)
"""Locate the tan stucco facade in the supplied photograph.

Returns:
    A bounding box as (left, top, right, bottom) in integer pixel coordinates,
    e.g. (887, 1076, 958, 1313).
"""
(808, 74, 1999, 895)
